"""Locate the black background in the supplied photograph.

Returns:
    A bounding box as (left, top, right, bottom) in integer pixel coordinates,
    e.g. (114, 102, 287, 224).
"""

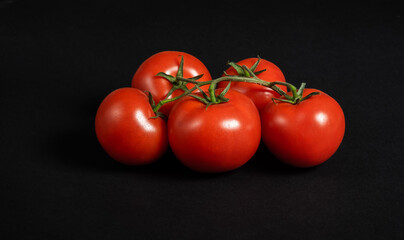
(1, 0, 403, 239)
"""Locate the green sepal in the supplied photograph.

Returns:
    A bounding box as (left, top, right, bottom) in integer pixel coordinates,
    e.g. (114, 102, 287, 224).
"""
(227, 56, 266, 77)
(300, 91, 320, 102)
(176, 55, 184, 79)
(241, 65, 257, 78)
(271, 98, 295, 104)
(187, 74, 204, 81)
(227, 61, 247, 76)
(297, 82, 306, 96)
(156, 72, 176, 83)
(189, 81, 232, 106)
(217, 95, 229, 103)
(189, 94, 209, 105)
(250, 56, 266, 75)
(146, 91, 167, 120)
(252, 56, 267, 75)
(164, 86, 178, 100)
(250, 56, 261, 72)
(195, 85, 211, 102)
(150, 111, 167, 121)
(145, 91, 156, 108)
(204, 102, 213, 110)
(217, 81, 231, 103)
(155, 55, 188, 85)
(254, 69, 266, 75)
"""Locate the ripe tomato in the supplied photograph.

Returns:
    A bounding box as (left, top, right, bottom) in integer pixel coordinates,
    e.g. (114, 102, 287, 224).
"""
(218, 57, 287, 112)
(168, 89, 261, 173)
(95, 88, 168, 165)
(261, 89, 345, 168)
(132, 51, 212, 116)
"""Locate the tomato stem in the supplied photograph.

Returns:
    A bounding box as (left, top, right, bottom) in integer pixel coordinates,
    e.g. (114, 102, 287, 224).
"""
(152, 59, 320, 114)
(152, 85, 198, 113)
(208, 80, 218, 103)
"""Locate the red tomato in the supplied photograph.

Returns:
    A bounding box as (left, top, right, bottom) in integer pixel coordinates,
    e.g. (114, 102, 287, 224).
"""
(261, 89, 345, 168)
(168, 89, 261, 173)
(95, 88, 168, 165)
(132, 51, 212, 116)
(218, 58, 287, 112)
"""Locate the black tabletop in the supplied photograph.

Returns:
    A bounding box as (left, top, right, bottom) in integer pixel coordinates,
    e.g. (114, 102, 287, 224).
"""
(1, 1, 403, 239)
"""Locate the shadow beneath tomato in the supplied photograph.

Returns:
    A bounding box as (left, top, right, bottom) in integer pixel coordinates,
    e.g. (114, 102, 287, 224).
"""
(42, 94, 316, 179)
(42, 96, 117, 171)
(45, 128, 215, 180)
(133, 148, 238, 179)
(42, 95, 232, 180)
(245, 142, 318, 175)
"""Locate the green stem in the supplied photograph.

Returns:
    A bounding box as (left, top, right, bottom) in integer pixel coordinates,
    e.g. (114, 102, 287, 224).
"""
(152, 85, 198, 113)
(178, 75, 272, 88)
(178, 75, 293, 99)
(208, 80, 218, 103)
(162, 85, 179, 101)
(153, 74, 312, 113)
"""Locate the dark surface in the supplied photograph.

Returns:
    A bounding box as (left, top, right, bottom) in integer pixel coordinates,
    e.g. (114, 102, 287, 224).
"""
(1, 1, 403, 239)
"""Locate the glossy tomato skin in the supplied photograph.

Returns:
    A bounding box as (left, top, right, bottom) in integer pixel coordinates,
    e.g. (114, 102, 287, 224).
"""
(218, 58, 287, 112)
(132, 51, 212, 116)
(168, 89, 261, 173)
(261, 89, 345, 168)
(95, 88, 168, 165)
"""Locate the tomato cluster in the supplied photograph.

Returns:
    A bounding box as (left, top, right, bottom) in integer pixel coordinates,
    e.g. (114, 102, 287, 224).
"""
(95, 51, 345, 173)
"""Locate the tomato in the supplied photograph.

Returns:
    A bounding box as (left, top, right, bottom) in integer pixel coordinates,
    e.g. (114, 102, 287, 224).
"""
(260, 89, 345, 168)
(132, 51, 212, 116)
(95, 88, 168, 165)
(218, 57, 287, 112)
(168, 89, 261, 173)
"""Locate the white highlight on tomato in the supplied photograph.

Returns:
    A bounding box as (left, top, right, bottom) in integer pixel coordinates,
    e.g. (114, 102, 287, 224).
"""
(135, 110, 155, 132)
(315, 112, 328, 126)
(221, 119, 240, 130)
